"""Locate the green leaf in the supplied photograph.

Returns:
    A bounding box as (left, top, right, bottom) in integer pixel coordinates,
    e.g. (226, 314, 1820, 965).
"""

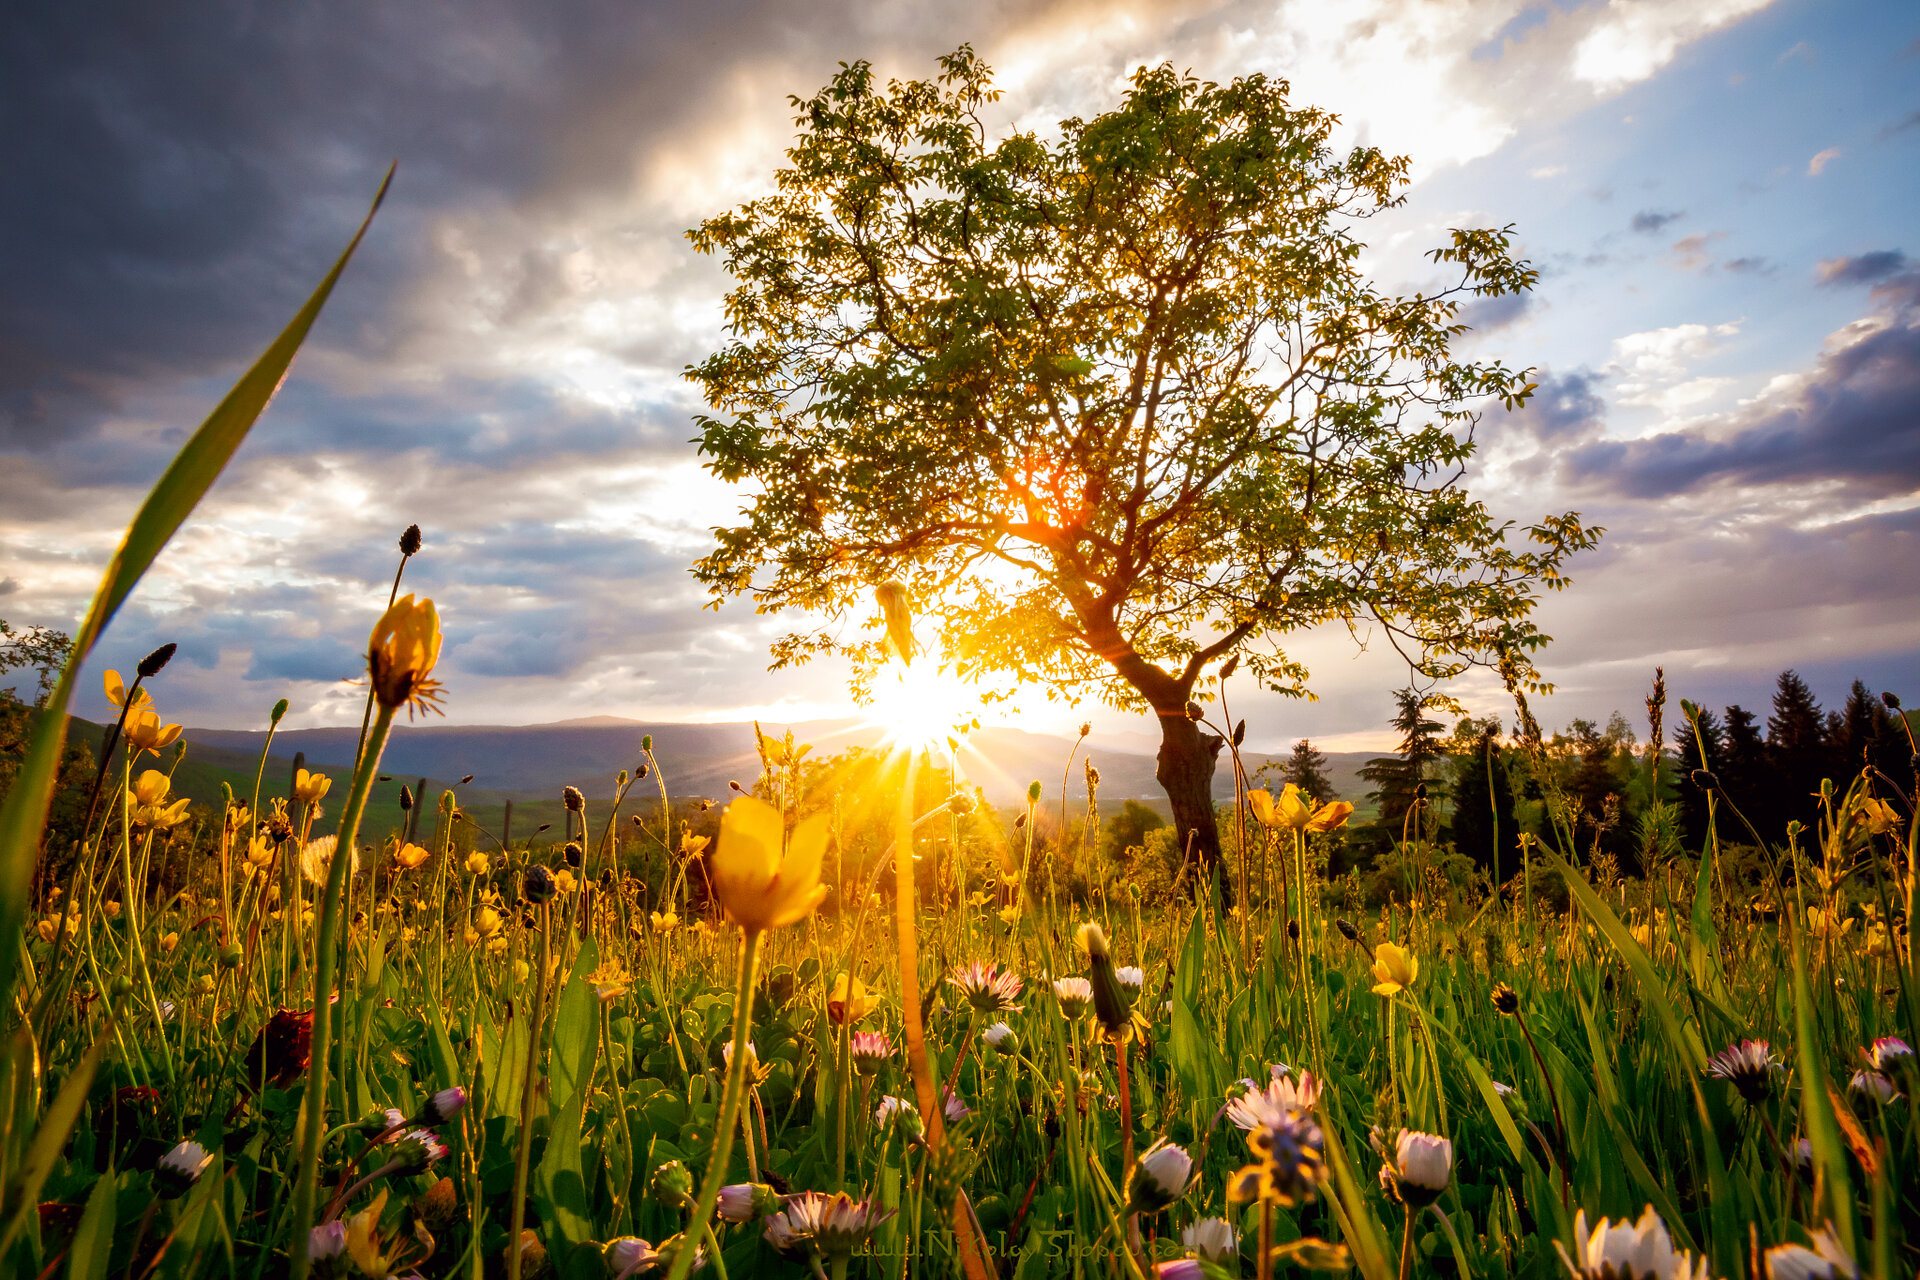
(1791, 936, 1857, 1257)
(0, 166, 392, 1010)
(0, 1031, 109, 1256)
(68, 1172, 118, 1280)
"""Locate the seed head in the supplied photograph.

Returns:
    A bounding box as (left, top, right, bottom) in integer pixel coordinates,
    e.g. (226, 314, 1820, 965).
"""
(399, 524, 423, 556)
(137, 643, 177, 679)
(564, 841, 583, 867)
(1883, 690, 1902, 711)
(1335, 918, 1363, 944)
(562, 785, 585, 812)
(1491, 983, 1520, 1015)
(1690, 768, 1719, 790)
(398, 785, 414, 811)
(523, 865, 557, 905)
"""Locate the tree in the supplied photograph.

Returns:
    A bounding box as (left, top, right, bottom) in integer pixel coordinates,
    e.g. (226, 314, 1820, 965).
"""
(687, 51, 1600, 884)
(1261, 738, 1336, 803)
(1448, 719, 1516, 886)
(1101, 798, 1166, 865)
(1359, 688, 1447, 842)
(1835, 679, 1899, 784)
(1720, 704, 1767, 835)
(0, 619, 73, 707)
(1766, 670, 1827, 835)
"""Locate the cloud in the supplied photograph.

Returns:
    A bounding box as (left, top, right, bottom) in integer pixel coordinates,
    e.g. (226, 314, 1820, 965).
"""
(1807, 147, 1842, 175)
(1562, 292, 1920, 500)
(1631, 208, 1685, 234)
(1723, 256, 1773, 275)
(1512, 368, 1607, 441)
(1571, 0, 1777, 93)
(1882, 108, 1920, 139)
(1671, 231, 1727, 271)
(1817, 250, 1910, 285)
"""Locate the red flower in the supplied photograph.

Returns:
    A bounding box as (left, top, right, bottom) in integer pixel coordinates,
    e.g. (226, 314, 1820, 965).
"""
(244, 1008, 315, 1090)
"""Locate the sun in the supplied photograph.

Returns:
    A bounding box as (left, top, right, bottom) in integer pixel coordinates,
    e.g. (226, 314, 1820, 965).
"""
(864, 661, 980, 755)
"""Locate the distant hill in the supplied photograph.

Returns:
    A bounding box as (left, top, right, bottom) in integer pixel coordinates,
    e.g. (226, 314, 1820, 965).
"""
(42, 713, 1380, 847)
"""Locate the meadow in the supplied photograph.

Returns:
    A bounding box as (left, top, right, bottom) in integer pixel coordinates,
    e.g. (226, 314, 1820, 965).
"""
(1, 163, 1915, 1280)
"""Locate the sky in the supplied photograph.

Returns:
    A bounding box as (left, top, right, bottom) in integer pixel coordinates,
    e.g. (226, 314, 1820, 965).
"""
(1, 0, 1917, 754)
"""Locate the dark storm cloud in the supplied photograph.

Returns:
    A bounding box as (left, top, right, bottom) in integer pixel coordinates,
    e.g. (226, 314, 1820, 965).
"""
(1630, 208, 1684, 235)
(1561, 306, 1920, 500)
(0, 0, 1020, 452)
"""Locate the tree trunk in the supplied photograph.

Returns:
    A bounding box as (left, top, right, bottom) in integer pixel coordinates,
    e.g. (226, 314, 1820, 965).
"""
(1155, 712, 1226, 898)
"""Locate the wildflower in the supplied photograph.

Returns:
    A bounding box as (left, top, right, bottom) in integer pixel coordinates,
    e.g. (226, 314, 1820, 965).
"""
(849, 1031, 891, 1074)
(604, 1238, 659, 1280)
(465, 850, 490, 876)
(948, 960, 1024, 1014)
(122, 708, 183, 757)
(1852, 796, 1899, 837)
(717, 1182, 781, 1224)
(293, 768, 332, 804)
(393, 842, 428, 870)
(300, 836, 360, 889)
(309, 1220, 348, 1262)
(367, 594, 444, 716)
(982, 1022, 1017, 1056)
(133, 769, 171, 806)
(1076, 922, 1135, 1033)
(587, 958, 630, 1004)
(1227, 1107, 1326, 1206)
(997, 903, 1021, 927)
(413, 1086, 467, 1127)
(1249, 784, 1355, 833)
(244, 1007, 315, 1089)
(1865, 1036, 1912, 1073)
(773, 1191, 896, 1260)
(875, 1094, 924, 1139)
(1705, 1039, 1784, 1105)
(1181, 1217, 1239, 1264)
(1116, 965, 1145, 995)
(649, 910, 679, 933)
(103, 668, 152, 714)
(1556, 1206, 1712, 1280)
(1847, 1070, 1897, 1104)
(360, 1106, 408, 1137)
(1127, 1138, 1193, 1212)
(709, 795, 829, 933)
(1052, 977, 1093, 1018)
(1226, 1069, 1321, 1131)
(828, 974, 880, 1025)
(386, 1129, 448, 1174)
(524, 864, 557, 904)
(1491, 982, 1520, 1015)
(153, 1140, 214, 1198)
(1370, 941, 1418, 996)
(474, 906, 503, 939)
(942, 1089, 972, 1123)
(562, 785, 585, 813)
(1378, 1130, 1452, 1208)
(1154, 1262, 1203, 1280)
(553, 868, 578, 894)
(1763, 1226, 1859, 1280)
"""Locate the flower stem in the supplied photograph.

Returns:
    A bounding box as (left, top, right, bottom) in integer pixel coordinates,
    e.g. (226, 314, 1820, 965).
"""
(665, 926, 763, 1280)
(289, 702, 396, 1280)
(1398, 1203, 1417, 1280)
(507, 901, 553, 1280)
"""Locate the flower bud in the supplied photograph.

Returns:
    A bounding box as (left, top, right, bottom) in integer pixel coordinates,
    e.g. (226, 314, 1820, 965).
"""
(399, 785, 414, 812)
(564, 841, 583, 867)
(1883, 690, 1902, 711)
(1491, 983, 1520, 1015)
(154, 1139, 213, 1199)
(1380, 1130, 1451, 1207)
(1335, 918, 1362, 943)
(271, 698, 290, 724)
(1126, 1138, 1192, 1212)
(137, 644, 177, 679)
(982, 1022, 1017, 1056)
(524, 865, 556, 905)
(414, 1086, 467, 1126)
(388, 1128, 449, 1174)
(1027, 780, 1042, 804)
(651, 1159, 694, 1207)
(400, 524, 423, 556)
(309, 1221, 347, 1261)
(716, 1181, 782, 1224)
(1690, 768, 1719, 790)
(219, 943, 244, 970)
(562, 786, 585, 812)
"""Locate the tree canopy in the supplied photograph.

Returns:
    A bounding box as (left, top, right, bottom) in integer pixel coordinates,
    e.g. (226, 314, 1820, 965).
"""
(687, 49, 1600, 877)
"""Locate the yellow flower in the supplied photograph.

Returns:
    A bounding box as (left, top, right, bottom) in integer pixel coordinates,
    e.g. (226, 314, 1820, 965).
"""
(394, 842, 429, 870)
(466, 851, 491, 876)
(1249, 785, 1353, 832)
(159, 931, 180, 953)
(1854, 796, 1900, 837)
(690, 919, 713, 940)
(474, 906, 503, 938)
(709, 795, 828, 934)
(587, 957, 630, 1004)
(680, 831, 711, 857)
(828, 974, 881, 1025)
(245, 835, 275, 870)
(650, 910, 679, 933)
(461, 927, 480, 947)
(122, 708, 182, 757)
(367, 594, 444, 716)
(132, 769, 172, 806)
(1806, 906, 1855, 940)
(554, 868, 578, 894)
(998, 904, 1022, 927)
(293, 768, 332, 804)
(1370, 941, 1418, 996)
(103, 668, 152, 713)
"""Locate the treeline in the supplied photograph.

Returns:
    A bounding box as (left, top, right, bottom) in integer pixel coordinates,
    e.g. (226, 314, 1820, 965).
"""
(1278, 671, 1915, 895)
